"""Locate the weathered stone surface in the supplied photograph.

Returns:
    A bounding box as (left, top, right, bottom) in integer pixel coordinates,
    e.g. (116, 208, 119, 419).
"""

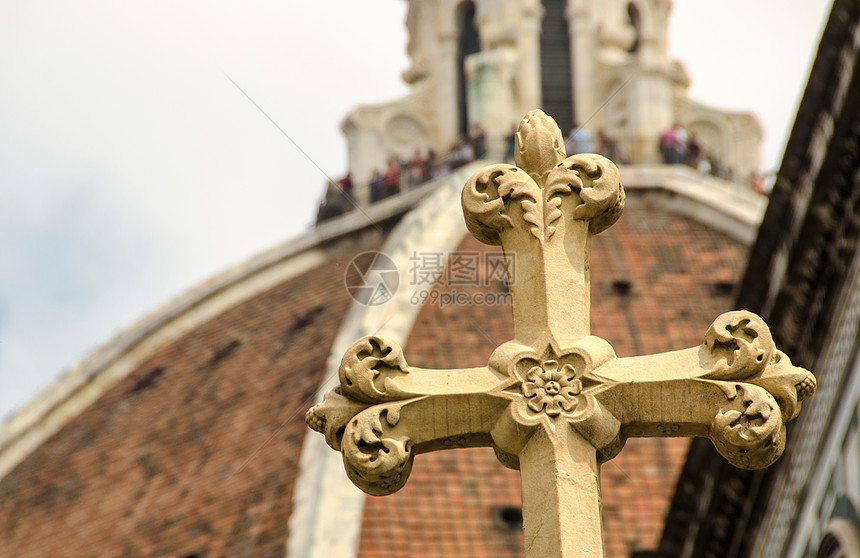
(307, 110, 815, 557)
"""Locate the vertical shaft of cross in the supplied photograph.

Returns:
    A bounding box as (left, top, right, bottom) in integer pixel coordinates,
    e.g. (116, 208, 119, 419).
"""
(503, 217, 592, 347)
(519, 424, 604, 557)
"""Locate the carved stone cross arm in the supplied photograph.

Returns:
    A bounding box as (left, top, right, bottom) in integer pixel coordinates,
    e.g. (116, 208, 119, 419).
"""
(305, 110, 815, 557)
(591, 311, 816, 468)
(306, 335, 516, 496)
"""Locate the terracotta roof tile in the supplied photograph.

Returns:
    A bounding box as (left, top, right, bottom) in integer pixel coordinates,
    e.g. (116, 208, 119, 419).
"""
(0, 245, 368, 557)
(0, 205, 746, 558)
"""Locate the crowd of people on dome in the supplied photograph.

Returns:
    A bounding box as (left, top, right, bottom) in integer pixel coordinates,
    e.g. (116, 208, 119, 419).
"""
(316, 120, 768, 224)
(659, 123, 736, 181)
(748, 170, 772, 196)
(563, 125, 628, 164)
(315, 123, 487, 224)
(659, 123, 772, 195)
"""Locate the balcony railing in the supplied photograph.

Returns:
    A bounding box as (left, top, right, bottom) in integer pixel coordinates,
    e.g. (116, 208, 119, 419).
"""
(315, 135, 766, 226)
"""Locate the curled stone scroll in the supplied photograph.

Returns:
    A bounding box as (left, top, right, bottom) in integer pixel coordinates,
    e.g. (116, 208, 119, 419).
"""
(340, 405, 414, 496)
(339, 336, 410, 403)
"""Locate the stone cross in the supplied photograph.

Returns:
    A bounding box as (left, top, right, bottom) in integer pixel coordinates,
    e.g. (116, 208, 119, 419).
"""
(306, 110, 816, 557)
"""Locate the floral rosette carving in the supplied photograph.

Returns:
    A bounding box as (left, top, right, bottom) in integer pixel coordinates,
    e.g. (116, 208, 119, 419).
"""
(522, 358, 582, 417)
(490, 337, 621, 449)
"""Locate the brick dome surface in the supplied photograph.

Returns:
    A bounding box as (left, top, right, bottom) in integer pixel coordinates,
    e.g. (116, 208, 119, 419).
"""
(0, 206, 746, 557)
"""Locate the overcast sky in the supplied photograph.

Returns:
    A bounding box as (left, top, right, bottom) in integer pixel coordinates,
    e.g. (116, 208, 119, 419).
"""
(0, 1, 833, 419)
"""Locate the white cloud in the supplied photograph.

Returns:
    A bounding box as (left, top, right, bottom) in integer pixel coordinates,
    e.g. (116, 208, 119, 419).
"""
(0, 0, 832, 417)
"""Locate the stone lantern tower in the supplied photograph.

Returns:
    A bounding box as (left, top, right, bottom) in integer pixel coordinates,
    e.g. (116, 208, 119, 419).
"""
(342, 0, 762, 206)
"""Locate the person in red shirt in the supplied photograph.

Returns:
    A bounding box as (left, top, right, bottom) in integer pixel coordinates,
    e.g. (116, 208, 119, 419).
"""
(383, 160, 400, 199)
